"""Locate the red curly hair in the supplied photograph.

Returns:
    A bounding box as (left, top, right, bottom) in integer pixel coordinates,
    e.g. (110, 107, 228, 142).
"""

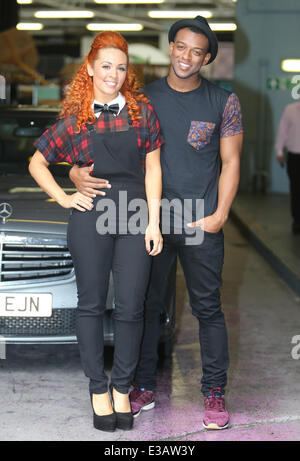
(59, 31, 148, 132)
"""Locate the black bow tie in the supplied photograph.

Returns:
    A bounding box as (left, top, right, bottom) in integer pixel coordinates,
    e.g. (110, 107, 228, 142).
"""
(94, 103, 119, 116)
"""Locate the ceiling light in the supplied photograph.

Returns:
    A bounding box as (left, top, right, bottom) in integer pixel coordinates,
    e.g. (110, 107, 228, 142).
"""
(148, 10, 213, 19)
(209, 23, 237, 31)
(87, 23, 144, 31)
(16, 23, 44, 30)
(281, 59, 300, 72)
(34, 11, 95, 19)
(94, 0, 165, 4)
(17, 0, 33, 4)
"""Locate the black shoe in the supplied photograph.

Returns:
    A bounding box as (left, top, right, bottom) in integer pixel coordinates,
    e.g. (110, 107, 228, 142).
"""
(115, 410, 133, 430)
(90, 392, 117, 432)
(110, 385, 133, 431)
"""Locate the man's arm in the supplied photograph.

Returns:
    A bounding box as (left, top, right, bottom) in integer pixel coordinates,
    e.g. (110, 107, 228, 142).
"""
(69, 164, 111, 198)
(213, 133, 243, 228)
(187, 133, 243, 232)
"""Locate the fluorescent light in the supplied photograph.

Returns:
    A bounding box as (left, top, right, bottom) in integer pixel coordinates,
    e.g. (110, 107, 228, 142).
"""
(148, 10, 213, 19)
(209, 23, 237, 31)
(17, 23, 44, 30)
(94, 0, 164, 3)
(87, 23, 144, 31)
(281, 59, 300, 72)
(17, 0, 33, 4)
(34, 10, 95, 19)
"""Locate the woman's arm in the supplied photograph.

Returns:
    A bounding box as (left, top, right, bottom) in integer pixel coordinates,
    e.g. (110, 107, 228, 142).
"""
(29, 151, 94, 211)
(144, 147, 163, 256)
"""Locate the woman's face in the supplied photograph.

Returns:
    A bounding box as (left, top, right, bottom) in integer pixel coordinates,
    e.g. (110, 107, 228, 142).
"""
(87, 47, 128, 103)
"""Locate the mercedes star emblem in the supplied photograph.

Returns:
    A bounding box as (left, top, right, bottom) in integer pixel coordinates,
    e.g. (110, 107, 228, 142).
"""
(0, 202, 13, 224)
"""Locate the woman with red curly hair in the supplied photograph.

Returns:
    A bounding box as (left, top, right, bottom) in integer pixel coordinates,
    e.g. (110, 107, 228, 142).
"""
(29, 31, 163, 432)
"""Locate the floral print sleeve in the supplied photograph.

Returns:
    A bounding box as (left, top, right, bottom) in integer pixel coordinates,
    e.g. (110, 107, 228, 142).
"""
(220, 93, 243, 138)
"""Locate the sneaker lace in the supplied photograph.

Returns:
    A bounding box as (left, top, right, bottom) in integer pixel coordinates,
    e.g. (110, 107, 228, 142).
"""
(138, 390, 153, 404)
(205, 388, 225, 412)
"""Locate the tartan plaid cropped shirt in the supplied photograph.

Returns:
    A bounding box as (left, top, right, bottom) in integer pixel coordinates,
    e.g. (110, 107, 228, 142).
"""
(34, 101, 163, 173)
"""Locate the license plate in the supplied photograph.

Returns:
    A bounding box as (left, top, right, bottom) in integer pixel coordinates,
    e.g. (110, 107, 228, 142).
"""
(0, 293, 52, 317)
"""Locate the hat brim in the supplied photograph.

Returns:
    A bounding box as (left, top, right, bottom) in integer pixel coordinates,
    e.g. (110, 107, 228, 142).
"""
(168, 18, 218, 64)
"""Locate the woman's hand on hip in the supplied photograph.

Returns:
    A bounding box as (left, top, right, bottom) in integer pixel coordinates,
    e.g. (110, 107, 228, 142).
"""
(60, 192, 94, 212)
(145, 225, 163, 256)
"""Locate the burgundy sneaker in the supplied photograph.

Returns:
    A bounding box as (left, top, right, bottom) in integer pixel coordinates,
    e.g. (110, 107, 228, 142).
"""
(203, 387, 229, 430)
(129, 386, 155, 418)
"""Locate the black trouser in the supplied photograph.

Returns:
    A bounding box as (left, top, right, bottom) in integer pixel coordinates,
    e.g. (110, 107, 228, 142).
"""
(134, 230, 229, 397)
(67, 208, 151, 395)
(287, 152, 300, 227)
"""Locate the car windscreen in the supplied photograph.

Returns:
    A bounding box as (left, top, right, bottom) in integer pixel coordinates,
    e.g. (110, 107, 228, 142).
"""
(0, 113, 70, 178)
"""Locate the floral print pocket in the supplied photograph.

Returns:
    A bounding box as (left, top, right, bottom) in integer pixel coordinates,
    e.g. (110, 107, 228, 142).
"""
(187, 121, 216, 150)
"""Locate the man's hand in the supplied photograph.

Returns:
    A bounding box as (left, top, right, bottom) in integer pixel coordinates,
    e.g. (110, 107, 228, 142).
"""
(187, 212, 224, 233)
(69, 164, 111, 198)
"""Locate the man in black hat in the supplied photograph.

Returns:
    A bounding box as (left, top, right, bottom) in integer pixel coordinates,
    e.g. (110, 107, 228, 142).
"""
(69, 16, 243, 430)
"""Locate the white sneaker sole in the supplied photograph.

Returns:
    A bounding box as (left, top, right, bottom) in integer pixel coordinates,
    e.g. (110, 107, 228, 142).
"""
(202, 421, 229, 430)
(133, 401, 155, 418)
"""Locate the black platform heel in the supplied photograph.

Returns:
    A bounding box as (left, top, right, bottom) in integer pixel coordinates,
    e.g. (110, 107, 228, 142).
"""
(110, 384, 133, 431)
(90, 392, 117, 432)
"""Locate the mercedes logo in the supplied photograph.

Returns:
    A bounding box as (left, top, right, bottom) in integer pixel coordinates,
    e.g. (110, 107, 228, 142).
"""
(0, 202, 13, 223)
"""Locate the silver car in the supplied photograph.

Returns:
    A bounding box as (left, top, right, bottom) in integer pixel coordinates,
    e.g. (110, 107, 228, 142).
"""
(0, 105, 175, 354)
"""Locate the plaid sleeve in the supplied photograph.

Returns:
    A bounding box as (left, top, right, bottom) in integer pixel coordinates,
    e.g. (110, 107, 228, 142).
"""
(220, 93, 243, 138)
(33, 118, 74, 165)
(144, 103, 164, 154)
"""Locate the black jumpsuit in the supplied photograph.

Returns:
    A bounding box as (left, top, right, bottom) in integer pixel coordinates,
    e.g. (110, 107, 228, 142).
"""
(67, 110, 152, 395)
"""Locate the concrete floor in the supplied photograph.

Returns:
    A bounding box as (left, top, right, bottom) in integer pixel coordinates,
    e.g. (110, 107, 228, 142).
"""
(1, 200, 300, 441)
(231, 192, 300, 295)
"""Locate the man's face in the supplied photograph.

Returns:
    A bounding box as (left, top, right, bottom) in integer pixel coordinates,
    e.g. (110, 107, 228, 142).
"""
(169, 28, 211, 80)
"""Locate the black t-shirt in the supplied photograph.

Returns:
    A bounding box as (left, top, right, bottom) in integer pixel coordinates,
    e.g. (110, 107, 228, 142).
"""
(145, 77, 243, 218)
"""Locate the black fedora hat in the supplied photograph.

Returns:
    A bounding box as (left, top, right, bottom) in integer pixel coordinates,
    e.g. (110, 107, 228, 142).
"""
(168, 16, 218, 64)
